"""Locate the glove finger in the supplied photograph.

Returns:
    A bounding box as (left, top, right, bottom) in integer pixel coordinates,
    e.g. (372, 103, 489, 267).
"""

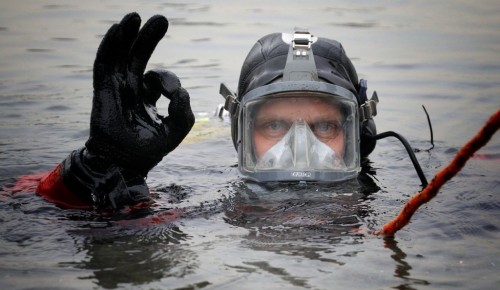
(127, 15, 168, 98)
(163, 87, 195, 153)
(143, 70, 181, 106)
(94, 13, 141, 91)
(143, 69, 194, 151)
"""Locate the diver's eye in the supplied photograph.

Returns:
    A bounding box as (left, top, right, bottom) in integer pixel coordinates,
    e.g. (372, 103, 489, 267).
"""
(255, 120, 291, 138)
(311, 121, 343, 140)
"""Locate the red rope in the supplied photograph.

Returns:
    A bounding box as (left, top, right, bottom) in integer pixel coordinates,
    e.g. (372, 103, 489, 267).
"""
(377, 109, 500, 236)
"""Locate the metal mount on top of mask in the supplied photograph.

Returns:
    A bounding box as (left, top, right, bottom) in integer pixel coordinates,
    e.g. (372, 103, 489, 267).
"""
(291, 29, 313, 50)
(283, 29, 319, 82)
(358, 79, 379, 123)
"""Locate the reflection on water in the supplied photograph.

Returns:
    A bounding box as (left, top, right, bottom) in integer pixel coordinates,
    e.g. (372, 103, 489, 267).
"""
(70, 225, 195, 289)
(383, 238, 431, 288)
(1, 0, 499, 289)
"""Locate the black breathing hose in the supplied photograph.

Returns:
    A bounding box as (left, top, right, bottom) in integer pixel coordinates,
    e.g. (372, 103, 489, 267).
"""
(364, 131, 428, 187)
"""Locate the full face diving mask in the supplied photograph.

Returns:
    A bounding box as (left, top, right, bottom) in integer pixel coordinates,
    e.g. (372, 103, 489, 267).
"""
(240, 90, 360, 182)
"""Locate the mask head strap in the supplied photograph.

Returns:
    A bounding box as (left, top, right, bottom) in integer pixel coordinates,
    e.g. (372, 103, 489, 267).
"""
(283, 29, 319, 82)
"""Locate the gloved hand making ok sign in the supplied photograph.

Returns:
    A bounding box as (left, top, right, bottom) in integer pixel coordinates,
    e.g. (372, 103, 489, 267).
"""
(87, 12, 194, 176)
(39, 13, 195, 211)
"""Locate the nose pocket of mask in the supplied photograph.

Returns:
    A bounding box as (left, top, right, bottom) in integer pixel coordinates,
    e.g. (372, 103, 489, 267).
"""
(255, 129, 294, 169)
(256, 120, 345, 170)
(310, 140, 346, 169)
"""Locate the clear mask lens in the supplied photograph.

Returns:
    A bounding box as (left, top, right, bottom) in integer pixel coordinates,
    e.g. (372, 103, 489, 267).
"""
(238, 86, 361, 182)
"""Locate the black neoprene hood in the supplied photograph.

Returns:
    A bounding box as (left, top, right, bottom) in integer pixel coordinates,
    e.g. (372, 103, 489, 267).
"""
(237, 33, 360, 99)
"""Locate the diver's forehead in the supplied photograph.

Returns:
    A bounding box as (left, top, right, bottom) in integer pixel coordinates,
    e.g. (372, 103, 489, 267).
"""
(255, 97, 343, 119)
(262, 96, 327, 105)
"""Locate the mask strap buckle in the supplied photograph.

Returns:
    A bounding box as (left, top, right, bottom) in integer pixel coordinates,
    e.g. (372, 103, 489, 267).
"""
(219, 82, 239, 117)
(358, 79, 379, 122)
(359, 92, 379, 122)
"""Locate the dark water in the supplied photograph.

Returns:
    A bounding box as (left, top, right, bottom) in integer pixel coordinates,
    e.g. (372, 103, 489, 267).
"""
(1, 1, 499, 289)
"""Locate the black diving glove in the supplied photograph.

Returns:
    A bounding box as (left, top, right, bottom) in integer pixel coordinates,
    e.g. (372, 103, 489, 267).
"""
(60, 13, 195, 210)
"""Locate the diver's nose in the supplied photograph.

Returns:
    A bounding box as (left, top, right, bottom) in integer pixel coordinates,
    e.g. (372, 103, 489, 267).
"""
(293, 120, 310, 168)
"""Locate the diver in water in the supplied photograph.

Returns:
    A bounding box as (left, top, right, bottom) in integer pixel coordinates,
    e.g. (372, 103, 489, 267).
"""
(219, 30, 378, 183)
(34, 12, 426, 211)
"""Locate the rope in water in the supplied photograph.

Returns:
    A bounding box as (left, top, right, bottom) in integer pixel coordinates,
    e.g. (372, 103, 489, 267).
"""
(377, 109, 500, 236)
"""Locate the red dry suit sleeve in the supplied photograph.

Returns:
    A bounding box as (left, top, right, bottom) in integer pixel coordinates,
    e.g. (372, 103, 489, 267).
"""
(36, 163, 92, 210)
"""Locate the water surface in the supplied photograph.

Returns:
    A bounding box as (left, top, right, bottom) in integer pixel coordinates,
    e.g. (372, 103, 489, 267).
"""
(1, 1, 499, 289)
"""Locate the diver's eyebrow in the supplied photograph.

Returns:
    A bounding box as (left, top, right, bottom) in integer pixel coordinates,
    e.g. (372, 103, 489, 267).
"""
(310, 116, 343, 124)
(255, 115, 293, 123)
